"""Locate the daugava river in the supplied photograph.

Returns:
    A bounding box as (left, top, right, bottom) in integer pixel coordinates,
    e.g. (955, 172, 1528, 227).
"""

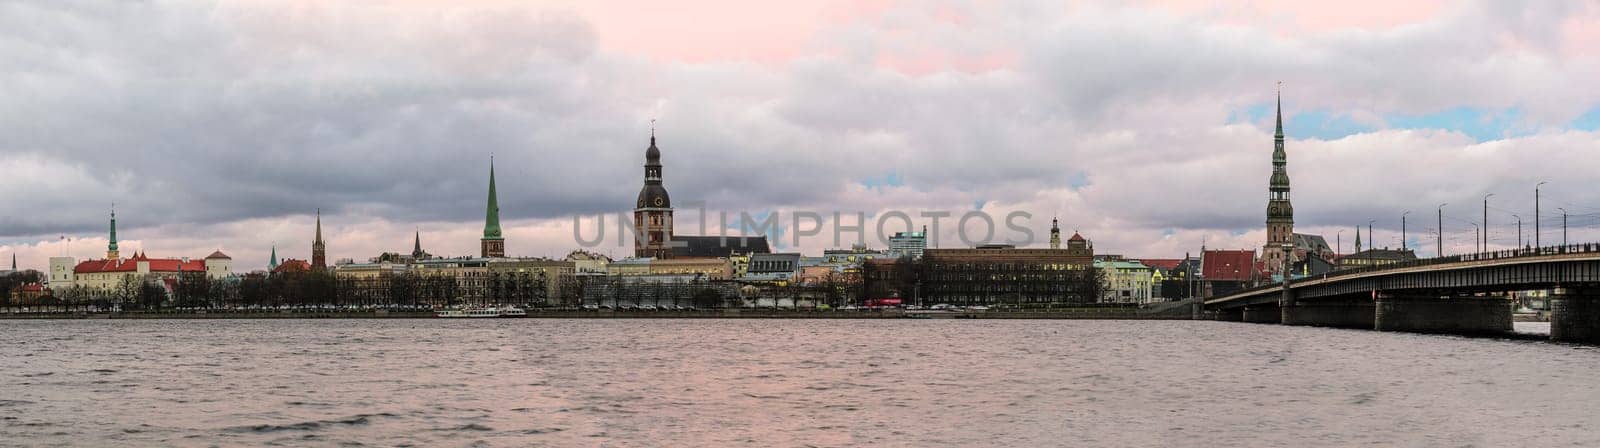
(1, 320, 1596, 447)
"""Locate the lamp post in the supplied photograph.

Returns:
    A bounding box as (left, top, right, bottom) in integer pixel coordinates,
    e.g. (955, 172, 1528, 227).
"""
(1402, 211, 1410, 251)
(1368, 220, 1376, 250)
(1513, 214, 1522, 250)
(1483, 193, 1494, 250)
(1437, 203, 1447, 258)
(1559, 207, 1568, 246)
(1536, 181, 1547, 248)
(1472, 223, 1480, 253)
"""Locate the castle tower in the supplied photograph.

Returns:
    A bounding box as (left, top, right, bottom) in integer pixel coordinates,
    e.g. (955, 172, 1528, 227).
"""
(312, 209, 327, 271)
(1049, 217, 1062, 249)
(481, 157, 506, 258)
(107, 208, 119, 260)
(1263, 87, 1295, 276)
(634, 130, 674, 259)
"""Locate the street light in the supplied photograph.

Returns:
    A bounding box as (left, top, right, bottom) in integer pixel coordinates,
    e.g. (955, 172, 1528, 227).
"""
(1559, 207, 1568, 246)
(1536, 181, 1548, 248)
(1483, 193, 1494, 250)
(1437, 203, 1448, 258)
(1402, 210, 1411, 251)
(1368, 220, 1376, 250)
(1512, 214, 1522, 250)
(1471, 223, 1480, 253)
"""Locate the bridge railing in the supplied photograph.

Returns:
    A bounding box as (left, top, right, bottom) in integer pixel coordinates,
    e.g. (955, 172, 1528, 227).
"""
(1209, 243, 1600, 300)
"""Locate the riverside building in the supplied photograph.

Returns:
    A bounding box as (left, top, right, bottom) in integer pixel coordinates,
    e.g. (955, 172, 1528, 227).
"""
(921, 233, 1097, 305)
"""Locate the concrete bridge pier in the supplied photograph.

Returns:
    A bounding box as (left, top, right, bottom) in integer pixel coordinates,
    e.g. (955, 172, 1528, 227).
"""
(1281, 301, 1375, 329)
(1374, 293, 1512, 335)
(1241, 304, 1282, 324)
(1550, 287, 1600, 344)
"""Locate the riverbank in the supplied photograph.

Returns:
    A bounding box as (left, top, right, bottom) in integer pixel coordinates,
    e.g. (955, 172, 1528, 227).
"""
(0, 308, 1193, 320)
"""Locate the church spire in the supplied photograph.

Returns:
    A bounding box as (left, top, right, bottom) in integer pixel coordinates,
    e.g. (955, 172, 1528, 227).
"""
(269, 244, 279, 271)
(1263, 84, 1295, 276)
(412, 229, 424, 259)
(480, 156, 506, 258)
(1355, 226, 1362, 253)
(107, 206, 119, 260)
(311, 209, 327, 271)
(1274, 83, 1284, 140)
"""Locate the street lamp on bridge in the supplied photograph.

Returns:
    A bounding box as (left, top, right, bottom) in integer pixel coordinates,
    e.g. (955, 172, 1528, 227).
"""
(1559, 207, 1568, 247)
(1437, 203, 1447, 258)
(1513, 214, 1523, 250)
(1537, 181, 1548, 248)
(1483, 193, 1494, 250)
(1472, 222, 1481, 253)
(1402, 210, 1411, 251)
(1368, 220, 1376, 250)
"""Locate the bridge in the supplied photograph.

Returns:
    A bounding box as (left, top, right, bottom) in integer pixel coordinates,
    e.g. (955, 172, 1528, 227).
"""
(1204, 244, 1600, 343)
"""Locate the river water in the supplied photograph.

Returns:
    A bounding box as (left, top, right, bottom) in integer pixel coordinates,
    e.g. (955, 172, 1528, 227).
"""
(1, 319, 1596, 447)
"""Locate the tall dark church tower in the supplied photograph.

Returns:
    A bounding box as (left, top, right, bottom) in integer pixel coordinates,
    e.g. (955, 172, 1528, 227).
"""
(312, 209, 327, 271)
(634, 131, 674, 259)
(1263, 87, 1294, 275)
(481, 157, 505, 258)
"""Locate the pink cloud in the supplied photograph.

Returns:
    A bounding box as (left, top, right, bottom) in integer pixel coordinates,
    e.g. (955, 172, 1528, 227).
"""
(1135, 0, 1446, 34)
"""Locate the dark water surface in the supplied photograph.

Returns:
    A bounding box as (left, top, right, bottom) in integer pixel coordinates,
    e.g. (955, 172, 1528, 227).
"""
(2, 320, 1597, 447)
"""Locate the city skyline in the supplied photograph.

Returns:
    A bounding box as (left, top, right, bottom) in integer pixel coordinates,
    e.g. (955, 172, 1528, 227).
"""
(5, 1, 1600, 271)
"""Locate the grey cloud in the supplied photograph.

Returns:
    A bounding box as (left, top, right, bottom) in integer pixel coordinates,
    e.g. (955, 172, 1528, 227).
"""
(2, 1, 1599, 265)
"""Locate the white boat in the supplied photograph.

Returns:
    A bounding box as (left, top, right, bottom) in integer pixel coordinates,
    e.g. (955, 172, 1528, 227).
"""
(499, 307, 527, 318)
(435, 307, 504, 318)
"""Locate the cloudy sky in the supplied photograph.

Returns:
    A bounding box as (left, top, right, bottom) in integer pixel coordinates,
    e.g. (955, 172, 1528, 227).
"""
(3, 0, 1600, 271)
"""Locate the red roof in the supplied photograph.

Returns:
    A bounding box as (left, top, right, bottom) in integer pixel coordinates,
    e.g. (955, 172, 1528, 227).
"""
(75, 254, 207, 274)
(15, 283, 44, 293)
(1137, 258, 1182, 271)
(1068, 232, 1086, 242)
(1202, 250, 1257, 281)
(273, 259, 312, 274)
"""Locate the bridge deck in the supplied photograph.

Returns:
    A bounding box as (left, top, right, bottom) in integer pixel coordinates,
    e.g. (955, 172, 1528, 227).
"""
(1206, 247, 1600, 308)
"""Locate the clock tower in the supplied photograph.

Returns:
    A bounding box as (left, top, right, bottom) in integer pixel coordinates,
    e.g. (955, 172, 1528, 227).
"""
(634, 131, 674, 259)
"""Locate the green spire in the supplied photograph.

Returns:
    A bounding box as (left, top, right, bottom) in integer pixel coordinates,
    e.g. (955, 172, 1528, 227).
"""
(1274, 85, 1284, 140)
(269, 244, 278, 270)
(108, 208, 118, 252)
(483, 156, 503, 240)
(1271, 86, 1286, 168)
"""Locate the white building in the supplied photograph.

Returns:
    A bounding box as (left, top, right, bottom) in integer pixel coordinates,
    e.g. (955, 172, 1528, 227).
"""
(1095, 259, 1154, 304)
